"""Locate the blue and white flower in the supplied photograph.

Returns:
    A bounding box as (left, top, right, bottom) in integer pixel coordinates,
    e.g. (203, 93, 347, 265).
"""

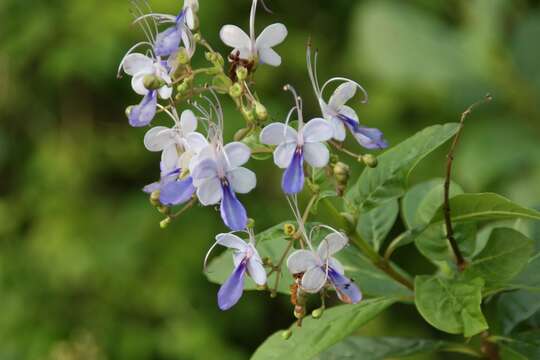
(143, 166, 195, 206)
(287, 231, 362, 304)
(220, 0, 287, 66)
(307, 47, 388, 149)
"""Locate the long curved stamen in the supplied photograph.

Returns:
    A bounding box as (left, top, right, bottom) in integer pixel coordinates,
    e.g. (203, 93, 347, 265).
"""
(283, 105, 297, 138)
(249, 0, 258, 53)
(259, 0, 273, 14)
(283, 84, 303, 130)
(285, 195, 314, 251)
(117, 41, 154, 78)
(321, 77, 369, 104)
(140, 0, 159, 37)
(306, 42, 321, 97)
(156, 103, 178, 124)
(203, 240, 222, 272)
(130, 0, 156, 43)
(308, 224, 345, 243)
(133, 13, 177, 25)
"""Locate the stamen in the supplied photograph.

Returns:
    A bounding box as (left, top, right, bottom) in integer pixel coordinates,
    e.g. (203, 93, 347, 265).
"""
(130, 0, 155, 43)
(117, 41, 154, 78)
(321, 77, 369, 104)
(283, 84, 303, 126)
(249, 0, 258, 51)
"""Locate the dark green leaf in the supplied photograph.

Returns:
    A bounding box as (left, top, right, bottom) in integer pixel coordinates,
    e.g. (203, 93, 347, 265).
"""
(498, 290, 540, 335)
(251, 298, 397, 360)
(499, 330, 540, 360)
(357, 199, 398, 252)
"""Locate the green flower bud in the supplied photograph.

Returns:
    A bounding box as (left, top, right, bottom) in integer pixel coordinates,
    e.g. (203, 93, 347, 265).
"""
(143, 74, 165, 90)
(176, 47, 190, 65)
(157, 205, 170, 215)
(247, 218, 255, 228)
(212, 74, 233, 94)
(215, 53, 225, 67)
(254, 102, 268, 121)
(150, 191, 161, 207)
(234, 127, 251, 141)
(311, 307, 324, 319)
(236, 66, 248, 81)
(205, 52, 216, 62)
(283, 223, 296, 237)
(193, 33, 202, 42)
(362, 154, 378, 168)
(229, 83, 243, 98)
(281, 329, 292, 340)
(160, 217, 171, 229)
(241, 108, 255, 123)
(177, 81, 189, 94)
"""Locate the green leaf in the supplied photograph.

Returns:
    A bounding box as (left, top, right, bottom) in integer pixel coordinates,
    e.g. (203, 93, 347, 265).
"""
(415, 223, 477, 262)
(430, 193, 540, 224)
(251, 298, 396, 360)
(357, 199, 398, 252)
(499, 331, 540, 360)
(497, 290, 540, 335)
(463, 228, 534, 289)
(345, 123, 459, 213)
(315, 336, 455, 360)
(335, 247, 412, 298)
(415, 275, 488, 337)
(206, 222, 293, 295)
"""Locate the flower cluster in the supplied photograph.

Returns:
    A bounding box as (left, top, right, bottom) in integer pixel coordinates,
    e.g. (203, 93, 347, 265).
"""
(119, 0, 386, 316)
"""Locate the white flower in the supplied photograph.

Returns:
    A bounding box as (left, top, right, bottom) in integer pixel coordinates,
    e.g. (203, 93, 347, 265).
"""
(122, 53, 172, 99)
(220, 0, 287, 66)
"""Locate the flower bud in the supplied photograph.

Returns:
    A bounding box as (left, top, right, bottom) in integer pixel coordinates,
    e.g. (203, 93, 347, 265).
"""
(283, 223, 296, 237)
(241, 108, 255, 123)
(150, 190, 161, 206)
(361, 154, 378, 168)
(205, 52, 216, 62)
(281, 329, 292, 340)
(215, 53, 225, 67)
(176, 47, 190, 65)
(212, 74, 233, 94)
(157, 205, 170, 215)
(160, 217, 171, 229)
(254, 102, 268, 121)
(333, 161, 350, 196)
(247, 218, 255, 228)
(262, 257, 273, 266)
(236, 66, 248, 81)
(177, 81, 189, 94)
(193, 33, 202, 42)
(311, 307, 324, 319)
(143, 74, 165, 90)
(229, 83, 243, 98)
(234, 127, 251, 141)
(125, 106, 133, 118)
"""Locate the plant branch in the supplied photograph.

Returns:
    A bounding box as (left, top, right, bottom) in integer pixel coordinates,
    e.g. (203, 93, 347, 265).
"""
(444, 94, 492, 271)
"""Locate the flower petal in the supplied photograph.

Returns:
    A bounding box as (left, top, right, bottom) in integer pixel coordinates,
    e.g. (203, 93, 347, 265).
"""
(281, 150, 304, 194)
(161, 145, 180, 173)
(228, 167, 256, 194)
(143, 181, 161, 194)
(122, 53, 154, 76)
(131, 73, 150, 96)
(191, 158, 218, 182)
(220, 183, 248, 231)
(330, 116, 346, 141)
(215, 233, 248, 251)
(287, 250, 319, 274)
(256, 23, 287, 48)
(185, 132, 208, 153)
(329, 82, 357, 110)
(223, 142, 251, 168)
(258, 47, 281, 67)
(158, 84, 172, 99)
(301, 266, 326, 293)
(196, 177, 222, 205)
(129, 91, 157, 127)
(328, 267, 362, 304)
(301, 118, 333, 143)
(180, 109, 198, 134)
(303, 142, 329, 168)
(159, 176, 195, 205)
(218, 262, 247, 310)
(351, 126, 389, 150)
(144, 126, 175, 152)
(317, 232, 348, 259)
(260, 123, 297, 145)
(219, 25, 251, 49)
(154, 26, 183, 57)
(273, 142, 296, 169)
(328, 257, 345, 275)
(247, 257, 266, 286)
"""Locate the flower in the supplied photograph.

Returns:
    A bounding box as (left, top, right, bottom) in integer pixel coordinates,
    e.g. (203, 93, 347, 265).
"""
(191, 142, 256, 231)
(307, 47, 388, 149)
(143, 167, 195, 206)
(208, 233, 266, 310)
(220, 0, 287, 66)
(260, 118, 333, 194)
(287, 232, 362, 304)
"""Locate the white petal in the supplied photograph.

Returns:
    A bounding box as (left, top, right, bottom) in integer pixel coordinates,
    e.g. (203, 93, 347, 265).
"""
(144, 126, 175, 152)
(247, 257, 267, 285)
(258, 47, 281, 67)
(122, 53, 154, 76)
(185, 132, 208, 153)
(287, 250, 319, 274)
(216, 233, 248, 251)
(328, 257, 345, 275)
(317, 232, 348, 259)
(329, 82, 357, 110)
(330, 117, 346, 141)
(161, 145, 180, 172)
(180, 109, 198, 133)
(273, 142, 296, 169)
(340, 105, 359, 121)
(228, 167, 256, 194)
(191, 158, 218, 182)
(219, 25, 251, 49)
(158, 85, 172, 99)
(301, 118, 334, 143)
(196, 177, 222, 205)
(131, 73, 150, 96)
(260, 123, 297, 145)
(256, 23, 287, 48)
(303, 142, 329, 168)
(301, 267, 326, 293)
(223, 142, 251, 168)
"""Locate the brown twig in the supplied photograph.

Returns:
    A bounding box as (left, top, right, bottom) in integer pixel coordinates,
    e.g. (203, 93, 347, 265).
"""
(444, 94, 492, 271)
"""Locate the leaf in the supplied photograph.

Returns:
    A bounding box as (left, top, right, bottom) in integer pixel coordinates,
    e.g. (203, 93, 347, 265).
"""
(251, 298, 397, 360)
(357, 199, 398, 252)
(415, 223, 477, 262)
(463, 228, 534, 289)
(499, 331, 540, 360)
(345, 123, 460, 213)
(315, 336, 453, 360)
(206, 222, 293, 294)
(497, 290, 540, 335)
(415, 275, 488, 337)
(335, 247, 412, 298)
(430, 193, 540, 224)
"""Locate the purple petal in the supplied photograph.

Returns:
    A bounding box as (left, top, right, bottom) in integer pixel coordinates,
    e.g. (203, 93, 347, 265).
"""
(328, 267, 362, 304)
(220, 182, 248, 231)
(281, 149, 304, 194)
(143, 181, 161, 194)
(218, 261, 247, 310)
(154, 26, 183, 57)
(129, 90, 157, 127)
(159, 176, 195, 206)
(338, 114, 388, 150)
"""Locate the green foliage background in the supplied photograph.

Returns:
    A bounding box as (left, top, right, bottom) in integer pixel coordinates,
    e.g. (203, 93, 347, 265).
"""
(0, 0, 539, 359)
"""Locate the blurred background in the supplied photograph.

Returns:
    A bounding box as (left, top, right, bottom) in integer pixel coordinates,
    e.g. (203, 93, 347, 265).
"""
(1, 0, 540, 359)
